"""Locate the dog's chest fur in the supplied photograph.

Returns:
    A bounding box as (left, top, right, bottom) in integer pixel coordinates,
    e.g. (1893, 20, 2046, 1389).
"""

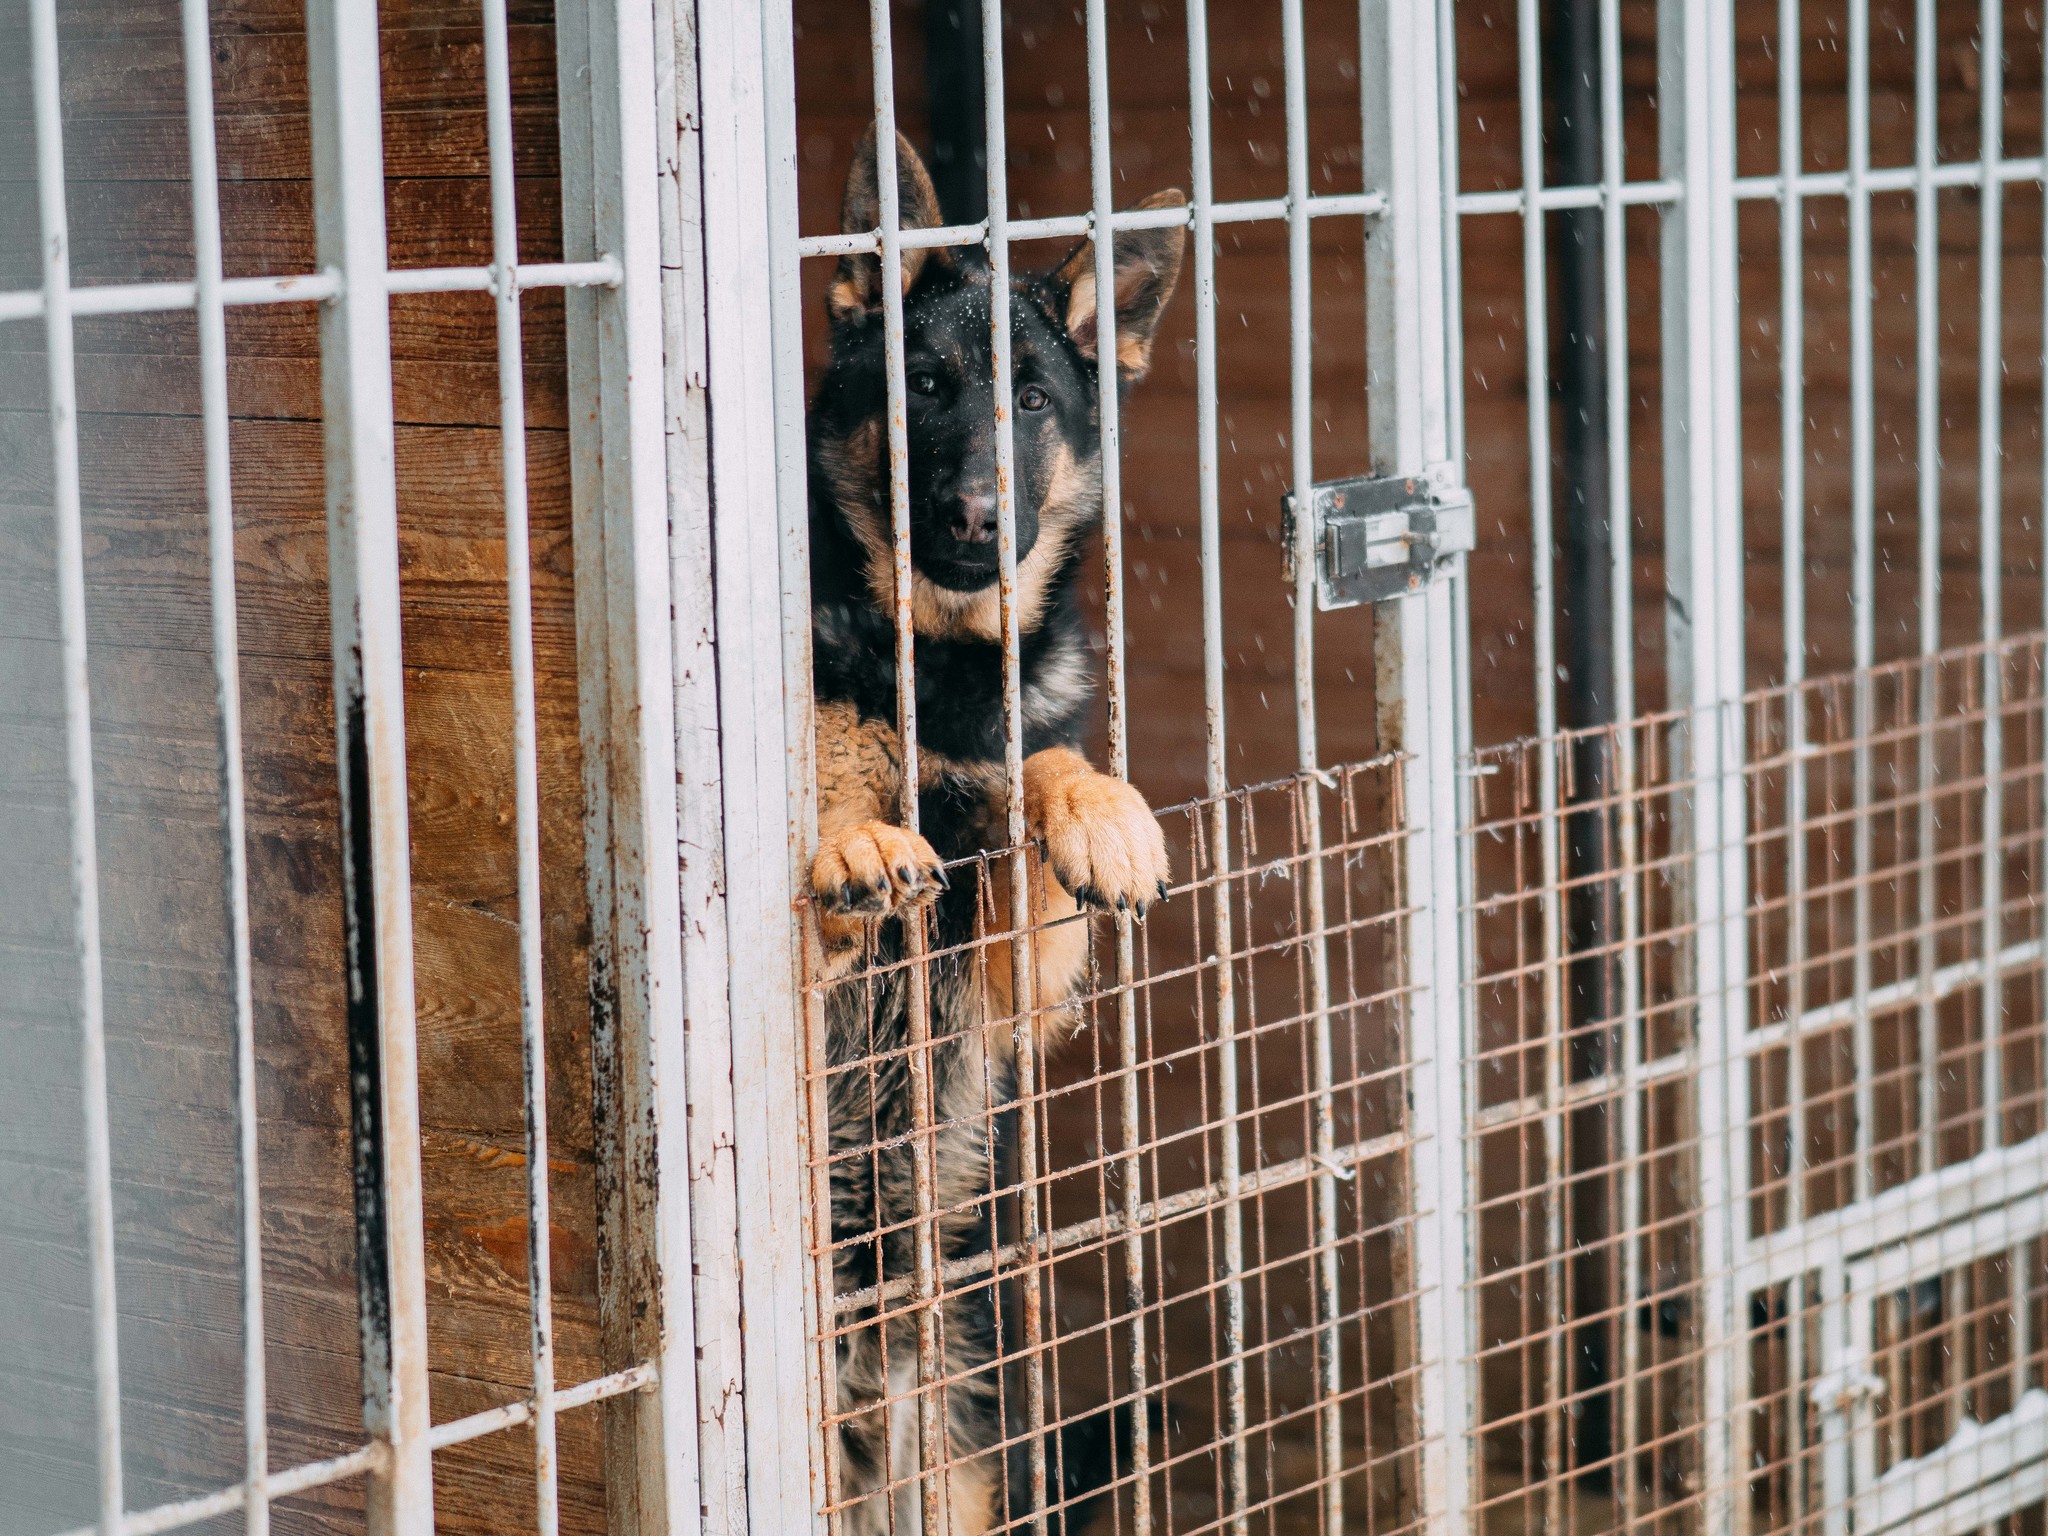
(811, 578, 1094, 766)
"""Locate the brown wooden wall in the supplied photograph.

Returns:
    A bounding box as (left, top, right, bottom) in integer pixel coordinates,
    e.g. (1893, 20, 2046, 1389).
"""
(0, 2, 608, 1531)
(5, 0, 2048, 1532)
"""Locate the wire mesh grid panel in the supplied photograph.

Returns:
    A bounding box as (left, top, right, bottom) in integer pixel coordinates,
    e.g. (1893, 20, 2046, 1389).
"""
(1443, 6, 2048, 1536)
(0, 0, 698, 1532)
(760, 0, 1467, 1530)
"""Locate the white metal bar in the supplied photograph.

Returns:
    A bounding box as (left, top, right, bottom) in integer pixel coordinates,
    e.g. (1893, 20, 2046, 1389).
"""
(1276, 0, 1341, 1521)
(978, 2, 1053, 1526)
(1732, 158, 2048, 201)
(477, 0, 560, 1525)
(425, 1362, 661, 1450)
(1511, 0, 1570, 1514)
(55, 1366, 660, 1536)
(1914, 0, 1941, 1189)
(305, 0, 434, 1526)
(1781, 0, 1812, 1234)
(1977, 0, 2006, 1156)
(1659, 9, 1746, 1536)
(1848, 0, 1877, 1208)
(1457, 177, 1686, 216)
(696, 0, 823, 1526)
(554, 0, 702, 1530)
(788, 190, 1390, 258)
(1366, 5, 1469, 1536)
(651, 0, 746, 1527)
(1082, 0, 1155, 1519)
(30, 0, 123, 1527)
(178, 0, 269, 1528)
(860, 12, 948, 1525)
(1186, 1, 1246, 1526)
(0, 263, 621, 323)
(1597, 0, 1647, 1513)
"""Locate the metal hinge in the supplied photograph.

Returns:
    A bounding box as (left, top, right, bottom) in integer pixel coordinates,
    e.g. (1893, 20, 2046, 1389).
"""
(1282, 464, 1475, 610)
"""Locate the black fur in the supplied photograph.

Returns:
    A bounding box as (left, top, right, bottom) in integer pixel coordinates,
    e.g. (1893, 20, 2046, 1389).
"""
(810, 127, 1181, 1534)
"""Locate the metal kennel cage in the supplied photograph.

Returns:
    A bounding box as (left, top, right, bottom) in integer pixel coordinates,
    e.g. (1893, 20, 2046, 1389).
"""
(9, 1, 2048, 1535)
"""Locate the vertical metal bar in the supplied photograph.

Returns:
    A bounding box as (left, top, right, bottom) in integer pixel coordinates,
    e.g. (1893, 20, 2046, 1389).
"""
(1598, 0, 1646, 1517)
(652, 4, 749, 1528)
(1848, 0, 1877, 1208)
(694, 0, 824, 1524)
(1914, 0, 1941, 1184)
(556, 0, 703, 1529)
(862, 13, 948, 1528)
(1658, 9, 1746, 1536)
(30, 1, 123, 1527)
(1783, 0, 1812, 1230)
(1082, 0, 1154, 1522)
(1187, 1, 1246, 1526)
(1277, 0, 1341, 1521)
(1977, 0, 2006, 1155)
(1513, 0, 1570, 1517)
(1364, 8, 1466, 1536)
(180, 0, 268, 1525)
(479, 0, 559, 1524)
(305, 0, 434, 1525)
(978, 6, 1053, 1527)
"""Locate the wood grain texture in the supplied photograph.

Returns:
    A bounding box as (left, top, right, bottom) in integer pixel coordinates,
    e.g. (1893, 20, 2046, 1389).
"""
(0, 3, 604, 1532)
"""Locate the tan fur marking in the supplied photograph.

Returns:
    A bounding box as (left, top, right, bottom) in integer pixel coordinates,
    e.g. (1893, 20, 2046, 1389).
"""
(811, 702, 943, 972)
(1023, 747, 1172, 914)
(978, 845, 1090, 1041)
(845, 441, 1098, 643)
(947, 1456, 1001, 1534)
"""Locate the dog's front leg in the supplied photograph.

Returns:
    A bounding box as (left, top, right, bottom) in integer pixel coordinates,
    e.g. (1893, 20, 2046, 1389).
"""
(1022, 747, 1171, 917)
(810, 702, 948, 975)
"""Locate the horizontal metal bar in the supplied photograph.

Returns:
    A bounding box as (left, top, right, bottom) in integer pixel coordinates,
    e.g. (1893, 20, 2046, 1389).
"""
(1469, 1047, 1694, 1132)
(0, 259, 621, 323)
(1454, 177, 1682, 215)
(1733, 155, 2048, 201)
(53, 1444, 384, 1536)
(794, 189, 1388, 258)
(425, 1361, 659, 1450)
(48, 1365, 660, 1536)
(827, 1128, 1412, 1318)
(1740, 936, 2045, 1055)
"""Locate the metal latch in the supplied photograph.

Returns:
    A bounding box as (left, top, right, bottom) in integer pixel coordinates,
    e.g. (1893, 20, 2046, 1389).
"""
(1282, 465, 1475, 610)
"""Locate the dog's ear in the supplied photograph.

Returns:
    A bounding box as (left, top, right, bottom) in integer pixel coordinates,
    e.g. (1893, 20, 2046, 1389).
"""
(1053, 190, 1187, 380)
(829, 125, 948, 324)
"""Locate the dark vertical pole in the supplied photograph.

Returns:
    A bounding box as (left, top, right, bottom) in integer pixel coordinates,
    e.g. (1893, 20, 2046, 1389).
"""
(925, 0, 987, 224)
(1550, 0, 1619, 1493)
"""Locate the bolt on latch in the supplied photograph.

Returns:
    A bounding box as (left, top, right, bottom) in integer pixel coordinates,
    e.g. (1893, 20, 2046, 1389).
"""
(1281, 462, 1476, 610)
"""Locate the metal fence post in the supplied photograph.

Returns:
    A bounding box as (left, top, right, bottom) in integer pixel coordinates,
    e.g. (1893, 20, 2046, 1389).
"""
(556, 0, 702, 1530)
(1363, 8, 1471, 1536)
(304, 1, 434, 1529)
(1657, 6, 1746, 1536)
(691, 0, 828, 1530)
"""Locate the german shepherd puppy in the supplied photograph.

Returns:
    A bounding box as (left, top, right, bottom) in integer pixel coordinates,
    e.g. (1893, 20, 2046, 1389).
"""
(806, 127, 1183, 1534)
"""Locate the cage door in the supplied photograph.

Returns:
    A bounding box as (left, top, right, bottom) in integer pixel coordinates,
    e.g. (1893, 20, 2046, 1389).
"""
(1816, 1197, 2048, 1536)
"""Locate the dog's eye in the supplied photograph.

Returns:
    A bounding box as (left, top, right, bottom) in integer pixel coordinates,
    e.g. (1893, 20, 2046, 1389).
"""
(907, 370, 940, 397)
(1017, 384, 1050, 412)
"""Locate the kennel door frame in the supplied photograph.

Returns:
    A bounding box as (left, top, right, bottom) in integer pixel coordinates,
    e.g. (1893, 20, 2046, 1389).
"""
(693, 1, 1484, 1534)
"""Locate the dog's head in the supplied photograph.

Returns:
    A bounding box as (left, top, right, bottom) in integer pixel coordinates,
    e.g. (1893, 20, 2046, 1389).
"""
(809, 128, 1185, 640)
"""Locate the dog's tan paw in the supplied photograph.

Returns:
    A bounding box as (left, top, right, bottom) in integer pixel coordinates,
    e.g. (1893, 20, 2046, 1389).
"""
(1023, 749, 1171, 916)
(811, 819, 949, 917)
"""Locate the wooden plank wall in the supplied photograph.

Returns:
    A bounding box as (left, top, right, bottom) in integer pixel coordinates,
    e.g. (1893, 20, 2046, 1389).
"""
(0, 2, 608, 1532)
(3, 0, 2047, 1531)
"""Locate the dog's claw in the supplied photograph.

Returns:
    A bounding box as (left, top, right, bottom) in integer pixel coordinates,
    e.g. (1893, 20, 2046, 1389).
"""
(930, 864, 951, 890)
(1156, 879, 1170, 901)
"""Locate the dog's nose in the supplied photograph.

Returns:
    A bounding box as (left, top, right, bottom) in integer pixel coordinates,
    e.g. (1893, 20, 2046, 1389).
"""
(950, 491, 999, 545)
